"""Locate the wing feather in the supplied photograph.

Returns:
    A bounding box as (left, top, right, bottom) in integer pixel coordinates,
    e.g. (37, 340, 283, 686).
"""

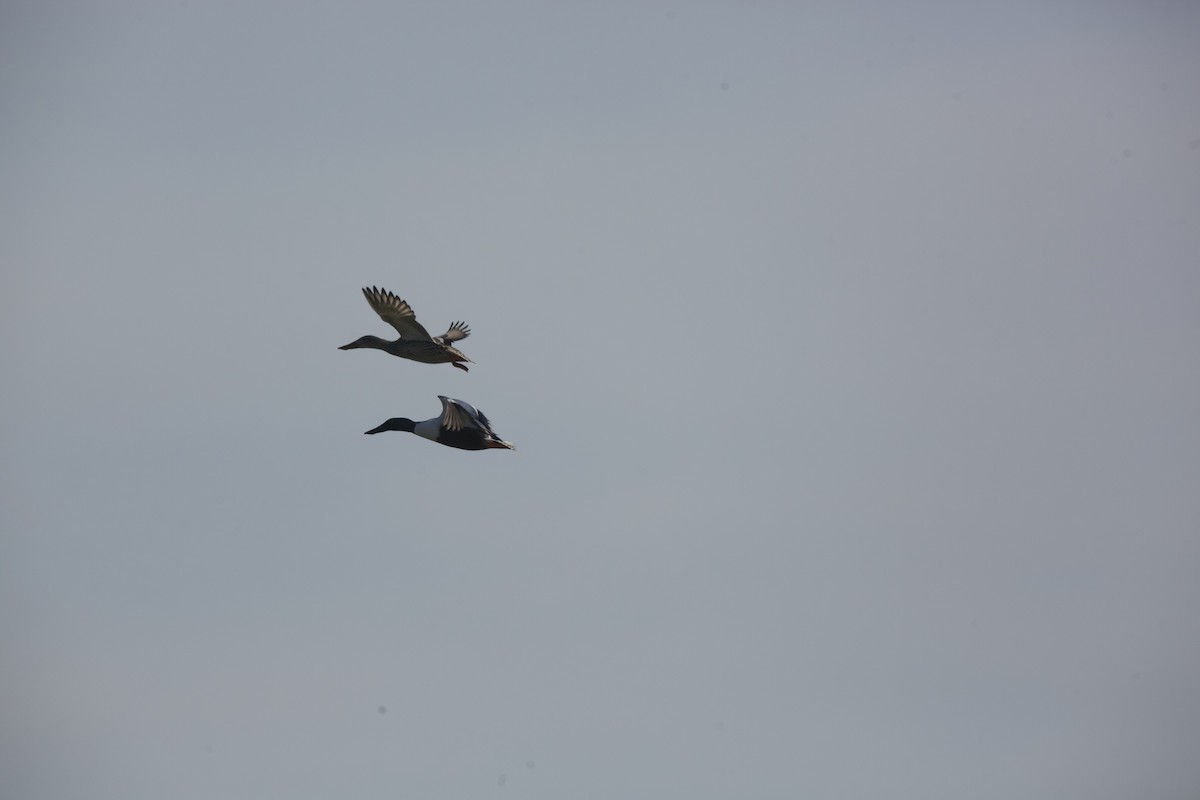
(440, 396, 495, 433)
(438, 321, 471, 344)
(361, 286, 434, 341)
(438, 396, 476, 432)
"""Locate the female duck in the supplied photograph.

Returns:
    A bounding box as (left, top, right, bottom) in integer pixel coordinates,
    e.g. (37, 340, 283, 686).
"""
(339, 286, 473, 371)
(364, 396, 516, 451)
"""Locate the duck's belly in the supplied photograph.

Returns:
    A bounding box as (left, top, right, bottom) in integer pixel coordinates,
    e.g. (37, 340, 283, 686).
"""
(398, 343, 466, 364)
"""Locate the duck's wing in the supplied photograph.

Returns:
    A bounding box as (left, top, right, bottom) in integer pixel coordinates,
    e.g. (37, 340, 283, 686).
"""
(438, 395, 490, 433)
(361, 286, 434, 341)
(437, 321, 471, 344)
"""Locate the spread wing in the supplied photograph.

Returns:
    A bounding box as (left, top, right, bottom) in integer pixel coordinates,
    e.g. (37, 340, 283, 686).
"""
(438, 396, 489, 433)
(437, 321, 471, 344)
(361, 286, 434, 341)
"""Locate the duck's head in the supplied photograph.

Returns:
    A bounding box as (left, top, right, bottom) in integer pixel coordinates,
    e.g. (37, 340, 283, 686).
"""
(338, 335, 386, 350)
(364, 418, 416, 435)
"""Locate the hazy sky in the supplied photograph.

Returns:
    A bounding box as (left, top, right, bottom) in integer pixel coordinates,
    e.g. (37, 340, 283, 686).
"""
(3, 2, 1199, 798)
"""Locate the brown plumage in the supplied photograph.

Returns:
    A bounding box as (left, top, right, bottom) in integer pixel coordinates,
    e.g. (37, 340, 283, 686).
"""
(338, 286, 473, 371)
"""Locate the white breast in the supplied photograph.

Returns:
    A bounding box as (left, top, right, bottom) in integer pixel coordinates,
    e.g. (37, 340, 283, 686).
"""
(414, 417, 441, 442)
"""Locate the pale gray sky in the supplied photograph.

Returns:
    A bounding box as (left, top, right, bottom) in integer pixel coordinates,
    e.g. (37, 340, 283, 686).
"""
(3, 2, 1199, 798)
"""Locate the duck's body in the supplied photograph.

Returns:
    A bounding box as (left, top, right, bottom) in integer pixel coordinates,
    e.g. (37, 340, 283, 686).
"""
(339, 286, 472, 371)
(339, 334, 472, 367)
(364, 395, 515, 451)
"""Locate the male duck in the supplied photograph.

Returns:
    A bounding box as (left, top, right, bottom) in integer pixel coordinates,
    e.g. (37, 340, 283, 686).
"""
(339, 286, 473, 371)
(364, 396, 516, 451)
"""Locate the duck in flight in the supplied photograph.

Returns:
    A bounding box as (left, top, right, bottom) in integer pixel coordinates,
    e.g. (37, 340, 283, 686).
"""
(364, 396, 515, 451)
(339, 286, 473, 371)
